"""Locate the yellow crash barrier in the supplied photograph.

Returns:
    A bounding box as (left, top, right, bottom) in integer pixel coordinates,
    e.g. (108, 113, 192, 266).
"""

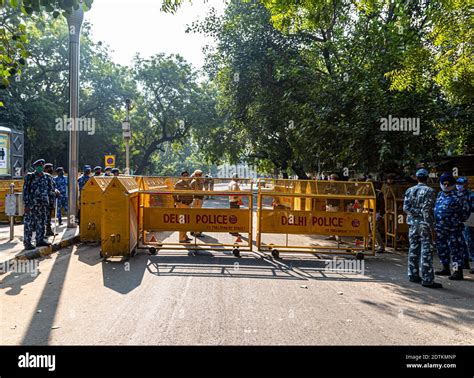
(257, 179, 376, 259)
(100, 176, 140, 258)
(80, 176, 113, 242)
(139, 178, 254, 257)
(0, 179, 24, 222)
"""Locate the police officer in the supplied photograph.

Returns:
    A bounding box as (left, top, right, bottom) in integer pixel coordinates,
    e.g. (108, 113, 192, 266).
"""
(93, 166, 102, 176)
(173, 171, 193, 243)
(54, 167, 68, 226)
(403, 168, 442, 288)
(190, 169, 205, 237)
(23, 159, 54, 250)
(78, 165, 92, 192)
(44, 163, 59, 236)
(111, 168, 120, 177)
(104, 167, 112, 176)
(434, 173, 470, 280)
(456, 177, 474, 273)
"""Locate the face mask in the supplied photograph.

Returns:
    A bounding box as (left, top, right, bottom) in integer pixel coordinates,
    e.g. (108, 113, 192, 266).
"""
(35, 166, 44, 173)
(456, 185, 465, 191)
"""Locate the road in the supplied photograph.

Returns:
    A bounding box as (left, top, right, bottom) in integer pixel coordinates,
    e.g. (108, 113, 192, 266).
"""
(1, 239, 473, 345)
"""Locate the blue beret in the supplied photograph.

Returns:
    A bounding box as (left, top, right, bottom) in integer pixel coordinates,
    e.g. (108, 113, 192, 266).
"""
(456, 177, 468, 184)
(415, 168, 429, 177)
(94, 166, 102, 171)
(84, 165, 91, 170)
(33, 159, 45, 166)
(440, 173, 455, 185)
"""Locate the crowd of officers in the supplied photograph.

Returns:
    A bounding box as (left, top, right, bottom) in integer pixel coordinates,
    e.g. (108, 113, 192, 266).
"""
(403, 169, 472, 288)
(22, 160, 120, 250)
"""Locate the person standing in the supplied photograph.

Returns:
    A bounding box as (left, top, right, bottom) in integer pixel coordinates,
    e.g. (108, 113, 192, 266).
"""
(93, 166, 102, 176)
(103, 167, 113, 176)
(44, 163, 59, 236)
(228, 174, 242, 236)
(403, 168, 442, 288)
(190, 170, 205, 237)
(173, 171, 193, 243)
(23, 159, 54, 250)
(456, 177, 474, 274)
(434, 173, 470, 280)
(78, 165, 92, 192)
(54, 167, 68, 226)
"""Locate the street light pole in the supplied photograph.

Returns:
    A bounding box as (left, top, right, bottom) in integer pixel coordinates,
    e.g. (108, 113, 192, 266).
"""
(66, 5, 84, 228)
(123, 99, 132, 175)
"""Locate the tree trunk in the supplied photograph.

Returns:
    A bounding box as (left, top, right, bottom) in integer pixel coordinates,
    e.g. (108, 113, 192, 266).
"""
(291, 163, 309, 180)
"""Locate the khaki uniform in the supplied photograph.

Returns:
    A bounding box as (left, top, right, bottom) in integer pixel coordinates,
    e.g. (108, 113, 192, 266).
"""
(228, 180, 240, 209)
(174, 179, 193, 241)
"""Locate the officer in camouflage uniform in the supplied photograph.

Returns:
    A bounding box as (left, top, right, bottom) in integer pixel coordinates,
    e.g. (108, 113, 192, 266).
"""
(403, 169, 442, 288)
(44, 163, 59, 236)
(456, 177, 474, 274)
(434, 173, 470, 280)
(78, 165, 92, 192)
(23, 159, 54, 250)
(54, 167, 68, 226)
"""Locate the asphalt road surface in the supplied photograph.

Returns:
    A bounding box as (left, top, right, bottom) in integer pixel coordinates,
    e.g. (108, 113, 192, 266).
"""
(1, 239, 473, 345)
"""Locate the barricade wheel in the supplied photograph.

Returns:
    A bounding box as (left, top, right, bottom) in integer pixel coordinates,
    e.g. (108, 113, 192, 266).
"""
(355, 252, 364, 260)
(232, 248, 241, 257)
(99, 250, 104, 258)
(271, 249, 280, 259)
(130, 249, 137, 257)
(149, 247, 157, 255)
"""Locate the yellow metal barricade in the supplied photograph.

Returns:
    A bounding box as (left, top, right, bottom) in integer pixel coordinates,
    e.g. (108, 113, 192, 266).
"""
(139, 178, 254, 257)
(257, 179, 376, 259)
(100, 176, 140, 258)
(0, 179, 24, 222)
(80, 176, 113, 242)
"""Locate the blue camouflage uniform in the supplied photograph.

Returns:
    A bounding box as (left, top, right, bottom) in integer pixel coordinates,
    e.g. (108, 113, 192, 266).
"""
(23, 170, 55, 246)
(403, 177, 437, 284)
(78, 173, 91, 191)
(456, 178, 474, 262)
(53, 171, 68, 220)
(434, 188, 470, 270)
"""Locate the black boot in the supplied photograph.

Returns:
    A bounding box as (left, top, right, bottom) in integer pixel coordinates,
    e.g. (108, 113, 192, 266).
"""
(36, 240, 51, 247)
(24, 243, 36, 251)
(435, 264, 451, 276)
(58, 218, 62, 226)
(449, 270, 464, 280)
(45, 227, 54, 237)
(409, 276, 422, 283)
(422, 282, 443, 289)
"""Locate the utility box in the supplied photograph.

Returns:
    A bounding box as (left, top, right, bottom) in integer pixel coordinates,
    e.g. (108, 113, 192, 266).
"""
(0, 125, 24, 179)
(5, 192, 24, 216)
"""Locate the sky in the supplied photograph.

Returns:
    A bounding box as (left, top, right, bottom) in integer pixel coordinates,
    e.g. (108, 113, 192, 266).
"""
(85, 0, 227, 70)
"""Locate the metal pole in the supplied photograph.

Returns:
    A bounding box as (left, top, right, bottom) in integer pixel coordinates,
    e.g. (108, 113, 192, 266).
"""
(66, 6, 84, 228)
(124, 99, 131, 175)
(9, 183, 14, 241)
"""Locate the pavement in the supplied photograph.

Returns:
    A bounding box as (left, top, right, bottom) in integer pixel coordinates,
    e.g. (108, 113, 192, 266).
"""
(1, 235, 473, 345)
(0, 218, 79, 266)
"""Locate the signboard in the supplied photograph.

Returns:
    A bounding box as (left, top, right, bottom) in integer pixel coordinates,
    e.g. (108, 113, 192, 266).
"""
(104, 155, 116, 168)
(0, 133, 9, 175)
(143, 208, 250, 233)
(259, 210, 369, 236)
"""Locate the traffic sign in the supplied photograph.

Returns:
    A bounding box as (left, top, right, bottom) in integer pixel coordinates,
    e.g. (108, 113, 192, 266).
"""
(105, 155, 116, 168)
